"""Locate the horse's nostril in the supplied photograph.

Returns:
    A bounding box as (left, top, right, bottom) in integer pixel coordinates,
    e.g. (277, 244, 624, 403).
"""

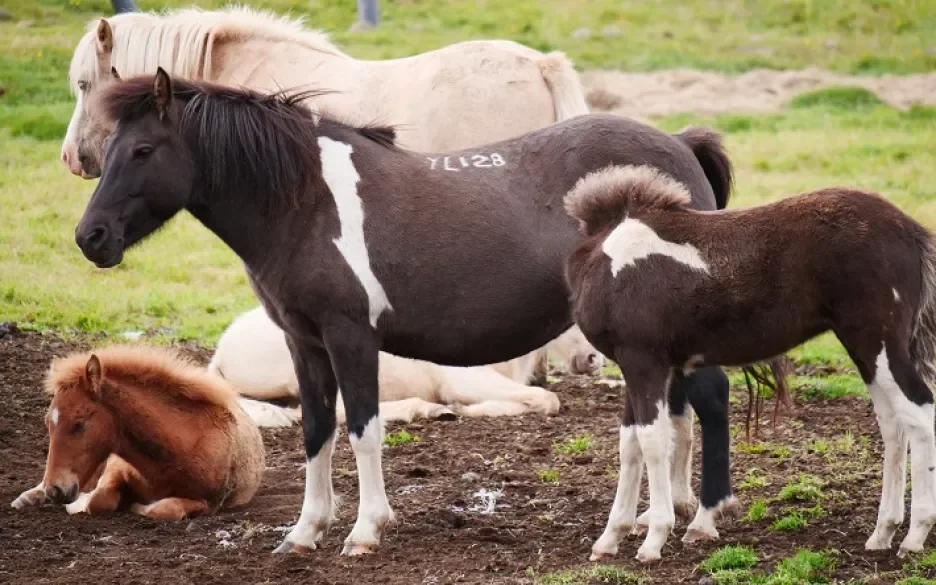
(86, 227, 108, 251)
(588, 354, 598, 366)
(47, 485, 64, 503)
(64, 483, 79, 504)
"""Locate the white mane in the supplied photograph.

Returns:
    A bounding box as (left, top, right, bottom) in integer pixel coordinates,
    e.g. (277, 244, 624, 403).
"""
(68, 5, 348, 92)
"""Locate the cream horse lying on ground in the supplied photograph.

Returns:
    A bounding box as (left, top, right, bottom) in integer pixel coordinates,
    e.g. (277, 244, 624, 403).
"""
(209, 308, 604, 427)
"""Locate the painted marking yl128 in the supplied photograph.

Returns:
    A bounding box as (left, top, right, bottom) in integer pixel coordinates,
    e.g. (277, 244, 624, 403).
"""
(427, 154, 506, 171)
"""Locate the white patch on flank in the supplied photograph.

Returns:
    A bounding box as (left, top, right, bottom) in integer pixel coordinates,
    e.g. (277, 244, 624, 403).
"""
(865, 348, 936, 553)
(50, 408, 60, 426)
(283, 429, 337, 549)
(894, 288, 901, 302)
(344, 416, 394, 551)
(318, 137, 393, 328)
(602, 218, 710, 277)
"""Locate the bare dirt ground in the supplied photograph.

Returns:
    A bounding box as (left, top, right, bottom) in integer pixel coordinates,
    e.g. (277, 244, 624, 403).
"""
(580, 68, 936, 119)
(0, 327, 926, 584)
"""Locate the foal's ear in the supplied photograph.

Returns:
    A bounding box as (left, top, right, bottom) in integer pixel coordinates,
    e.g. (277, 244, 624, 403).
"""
(85, 355, 103, 390)
(153, 67, 173, 122)
(95, 19, 114, 56)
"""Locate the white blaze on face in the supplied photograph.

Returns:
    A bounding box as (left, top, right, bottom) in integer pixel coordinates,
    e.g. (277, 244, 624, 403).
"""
(61, 91, 84, 172)
(602, 218, 710, 277)
(317, 137, 393, 328)
(50, 408, 60, 427)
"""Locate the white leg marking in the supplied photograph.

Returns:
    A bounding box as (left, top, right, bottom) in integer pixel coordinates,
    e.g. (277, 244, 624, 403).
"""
(343, 416, 394, 555)
(602, 218, 709, 277)
(684, 496, 741, 542)
(65, 492, 92, 515)
(670, 406, 697, 519)
(317, 137, 393, 328)
(869, 349, 936, 555)
(635, 399, 675, 563)
(592, 425, 644, 560)
(11, 482, 46, 509)
(281, 429, 338, 551)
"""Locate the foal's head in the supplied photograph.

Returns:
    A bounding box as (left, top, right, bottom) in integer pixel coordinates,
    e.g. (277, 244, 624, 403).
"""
(43, 354, 118, 504)
(74, 67, 322, 268)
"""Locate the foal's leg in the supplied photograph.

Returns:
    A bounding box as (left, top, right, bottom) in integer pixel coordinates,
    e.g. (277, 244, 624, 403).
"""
(65, 454, 144, 516)
(591, 396, 644, 561)
(321, 320, 393, 556)
(11, 482, 47, 509)
(274, 340, 340, 554)
(684, 367, 740, 542)
(130, 498, 209, 520)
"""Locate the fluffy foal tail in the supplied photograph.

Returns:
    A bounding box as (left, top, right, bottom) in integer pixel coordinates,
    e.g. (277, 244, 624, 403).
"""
(677, 127, 733, 210)
(910, 233, 936, 388)
(537, 51, 590, 121)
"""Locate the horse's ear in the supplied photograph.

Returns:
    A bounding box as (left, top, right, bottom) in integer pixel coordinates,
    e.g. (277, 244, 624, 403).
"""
(95, 19, 114, 56)
(111, 66, 121, 81)
(154, 67, 173, 122)
(85, 355, 102, 391)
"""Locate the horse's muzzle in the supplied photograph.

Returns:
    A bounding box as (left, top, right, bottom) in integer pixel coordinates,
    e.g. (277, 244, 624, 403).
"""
(46, 482, 79, 505)
(75, 225, 124, 268)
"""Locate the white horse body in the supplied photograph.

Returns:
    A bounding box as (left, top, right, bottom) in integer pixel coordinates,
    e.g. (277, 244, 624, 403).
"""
(209, 307, 588, 427)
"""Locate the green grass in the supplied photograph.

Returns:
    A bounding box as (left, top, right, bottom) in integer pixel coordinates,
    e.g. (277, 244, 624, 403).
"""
(771, 511, 808, 532)
(777, 475, 825, 503)
(554, 434, 592, 455)
(534, 565, 645, 585)
(1, 1, 935, 343)
(383, 429, 420, 447)
(699, 545, 760, 575)
(744, 499, 769, 522)
(538, 468, 560, 484)
(762, 549, 837, 584)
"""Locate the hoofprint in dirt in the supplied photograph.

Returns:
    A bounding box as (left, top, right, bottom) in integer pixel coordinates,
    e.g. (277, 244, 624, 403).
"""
(582, 68, 936, 120)
(0, 328, 918, 584)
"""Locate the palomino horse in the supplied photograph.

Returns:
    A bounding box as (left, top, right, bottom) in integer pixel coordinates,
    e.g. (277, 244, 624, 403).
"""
(63, 7, 589, 177)
(209, 307, 601, 428)
(11, 345, 265, 520)
(74, 70, 733, 557)
(564, 165, 936, 560)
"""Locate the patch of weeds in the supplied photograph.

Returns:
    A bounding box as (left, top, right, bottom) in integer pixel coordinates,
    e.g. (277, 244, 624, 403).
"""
(896, 578, 936, 585)
(538, 469, 560, 485)
(699, 545, 759, 575)
(778, 475, 825, 503)
(795, 374, 868, 401)
(799, 502, 826, 520)
(383, 429, 420, 447)
(744, 499, 769, 522)
(807, 439, 829, 455)
(554, 435, 592, 455)
(902, 549, 936, 581)
(761, 549, 837, 584)
(739, 468, 771, 490)
(601, 363, 622, 378)
(771, 444, 792, 459)
(834, 431, 856, 454)
(772, 511, 808, 531)
(534, 564, 645, 585)
(709, 568, 758, 585)
(736, 441, 769, 455)
(790, 86, 886, 110)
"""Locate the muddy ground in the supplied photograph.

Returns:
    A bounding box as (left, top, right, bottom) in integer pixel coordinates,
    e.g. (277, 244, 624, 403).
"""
(0, 327, 925, 584)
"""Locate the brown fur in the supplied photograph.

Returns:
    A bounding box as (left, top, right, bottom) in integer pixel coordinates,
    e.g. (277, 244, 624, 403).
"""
(39, 344, 264, 519)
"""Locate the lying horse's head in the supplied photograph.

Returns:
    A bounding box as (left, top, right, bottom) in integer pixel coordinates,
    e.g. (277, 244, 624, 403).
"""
(43, 354, 117, 504)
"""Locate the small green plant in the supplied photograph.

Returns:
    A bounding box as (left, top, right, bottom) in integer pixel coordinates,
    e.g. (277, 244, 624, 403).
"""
(383, 429, 420, 447)
(806, 439, 829, 455)
(772, 511, 808, 531)
(795, 374, 868, 401)
(790, 86, 885, 110)
(778, 475, 825, 503)
(699, 545, 759, 575)
(554, 434, 592, 455)
(538, 469, 560, 484)
(535, 564, 645, 584)
(739, 468, 770, 490)
(800, 503, 826, 520)
(601, 363, 622, 378)
(736, 441, 769, 455)
(834, 430, 856, 454)
(744, 499, 769, 522)
(761, 549, 837, 584)
(771, 444, 793, 459)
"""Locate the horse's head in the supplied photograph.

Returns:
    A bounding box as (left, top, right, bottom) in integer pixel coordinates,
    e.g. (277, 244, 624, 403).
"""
(548, 326, 605, 376)
(75, 67, 194, 268)
(63, 18, 122, 179)
(43, 355, 117, 504)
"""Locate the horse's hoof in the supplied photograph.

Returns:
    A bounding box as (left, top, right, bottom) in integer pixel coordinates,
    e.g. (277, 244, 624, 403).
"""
(636, 549, 662, 564)
(273, 539, 316, 554)
(589, 550, 613, 562)
(341, 541, 378, 556)
(682, 528, 718, 543)
(865, 532, 895, 551)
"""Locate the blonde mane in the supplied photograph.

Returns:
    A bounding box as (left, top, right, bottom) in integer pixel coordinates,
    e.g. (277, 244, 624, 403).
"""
(69, 5, 348, 92)
(46, 344, 237, 410)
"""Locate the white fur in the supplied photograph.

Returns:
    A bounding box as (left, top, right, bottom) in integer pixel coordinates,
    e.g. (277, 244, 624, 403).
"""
(670, 406, 695, 515)
(50, 408, 60, 426)
(894, 288, 901, 302)
(11, 482, 46, 509)
(634, 399, 675, 562)
(591, 425, 644, 560)
(61, 92, 83, 174)
(684, 496, 739, 541)
(865, 348, 936, 554)
(343, 417, 393, 554)
(208, 307, 582, 427)
(282, 430, 338, 550)
(603, 218, 710, 277)
(318, 137, 393, 328)
(65, 492, 92, 515)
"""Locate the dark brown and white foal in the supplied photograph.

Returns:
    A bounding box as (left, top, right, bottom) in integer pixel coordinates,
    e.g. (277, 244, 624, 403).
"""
(565, 165, 936, 561)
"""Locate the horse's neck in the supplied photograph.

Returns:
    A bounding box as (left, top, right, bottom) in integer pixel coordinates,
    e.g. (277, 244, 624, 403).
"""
(209, 38, 391, 126)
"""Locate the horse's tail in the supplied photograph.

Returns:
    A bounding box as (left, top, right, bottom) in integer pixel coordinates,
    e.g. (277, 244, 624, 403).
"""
(910, 232, 936, 388)
(537, 51, 590, 121)
(676, 127, 733, 210)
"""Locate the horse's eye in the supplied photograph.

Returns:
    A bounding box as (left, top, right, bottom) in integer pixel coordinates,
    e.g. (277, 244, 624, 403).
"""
(77, 80, 89, 92)
(71, 421, 85, 435)
(133, 145, 154, 159)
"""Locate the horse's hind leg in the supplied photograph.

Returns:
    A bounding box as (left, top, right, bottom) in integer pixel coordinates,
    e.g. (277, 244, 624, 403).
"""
(130, 497, 209, 520)
(274, 340, 340, 554)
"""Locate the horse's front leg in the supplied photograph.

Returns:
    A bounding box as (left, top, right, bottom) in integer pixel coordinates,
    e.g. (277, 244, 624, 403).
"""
(11, 482, 47, 509)
(322, 319, 393, 556)
(274, 339, 339, 554)
(620, 351, 675, 563)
